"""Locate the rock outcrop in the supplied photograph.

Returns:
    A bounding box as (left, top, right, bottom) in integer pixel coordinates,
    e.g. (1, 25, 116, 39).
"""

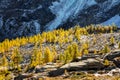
(49, 58, 105, 77)
(103, 50, 120, 68)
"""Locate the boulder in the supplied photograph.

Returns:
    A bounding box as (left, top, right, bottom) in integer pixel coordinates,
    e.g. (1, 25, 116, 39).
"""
(103, 49, 120, 68)
(14, 73, 33, 80)
(35, 64, 57, 73)
(103, 49, 120, 61)
(49, 58, 105, 77)
(61, 58, 104, 70)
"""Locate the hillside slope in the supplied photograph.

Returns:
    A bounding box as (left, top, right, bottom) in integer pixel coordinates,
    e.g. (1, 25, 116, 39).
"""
(0, 25, 119, 80)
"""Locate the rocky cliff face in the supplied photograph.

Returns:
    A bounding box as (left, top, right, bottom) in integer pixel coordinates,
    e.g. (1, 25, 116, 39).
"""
(0, 0, 120, 41)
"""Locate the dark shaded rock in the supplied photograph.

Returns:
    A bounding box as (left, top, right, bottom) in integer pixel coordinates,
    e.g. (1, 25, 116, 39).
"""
(14, 73, 33, 80)
(113, 58, 120, 68)
(104, 50, 120, 60)
(35, 64, 57, 73)
(103, 50, 120, 68)
(49, 68, 65, 77)
(0, 0, 56, 41)
(95, 0, 106, 3)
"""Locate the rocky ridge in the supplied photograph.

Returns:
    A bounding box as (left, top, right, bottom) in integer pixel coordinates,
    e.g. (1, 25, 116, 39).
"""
(0, 0, 120, 41)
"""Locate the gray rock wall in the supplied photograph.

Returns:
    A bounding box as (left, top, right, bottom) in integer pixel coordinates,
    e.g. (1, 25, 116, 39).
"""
(0, 0, 120, 41)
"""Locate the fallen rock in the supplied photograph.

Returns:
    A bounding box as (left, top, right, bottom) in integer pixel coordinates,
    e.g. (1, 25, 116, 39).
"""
(61, 58, 104, 70)
(113, 58, 120, 68)
(94, 68, 120, 77)
(103, 49, 120, 68)
(35, 66, 45, 73)
(14, 73, 33, 80)
(49, 68, 65, 77)
(35, 64, 57, 73)
(103, 49, 120, 61)
(108, 68, 120, 76)
(49, 58, 105, 77)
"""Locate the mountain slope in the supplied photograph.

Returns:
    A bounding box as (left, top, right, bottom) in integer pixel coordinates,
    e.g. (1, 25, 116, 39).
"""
(0, 0, 120, 41)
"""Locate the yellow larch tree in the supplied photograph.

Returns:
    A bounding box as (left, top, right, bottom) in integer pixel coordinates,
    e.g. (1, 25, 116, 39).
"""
(110, 36, 115, 45)
(11, 48, 23, 70)
(30, 48, 43, 68)
(44, 47, 53, 63)
(102, 45, 110, 54)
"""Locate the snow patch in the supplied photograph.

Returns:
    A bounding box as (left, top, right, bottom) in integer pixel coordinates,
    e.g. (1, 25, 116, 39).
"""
(101, 15, 120, 27)
(45, 0, 97, 31)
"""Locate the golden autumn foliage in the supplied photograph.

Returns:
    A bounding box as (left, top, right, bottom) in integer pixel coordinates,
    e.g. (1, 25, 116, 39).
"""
(102, 45, 110, 54)
(51, 46, 57, 62)
(59, 53, 64, 63)
(0, 25, 116, 54)
(44, 47, 53, 63)
(0, 24, 117, 74)
(94, 49, 97, 54)
(86, 24, 117, 33)
(0, 55, 8, 73)
(81, 42, 89, 56)
(118, 42, 120, 49)
(59, 43, 80, 63)
(104, 59, 110, 66)
(30, 48, 43, 68)
(71, 43, 79, 60)
(11, 48, 23, 70)
(1, 55, 8, 67)
(110, 36, 115, 45)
